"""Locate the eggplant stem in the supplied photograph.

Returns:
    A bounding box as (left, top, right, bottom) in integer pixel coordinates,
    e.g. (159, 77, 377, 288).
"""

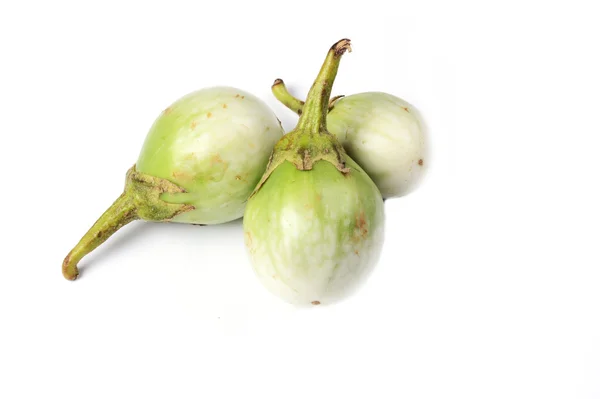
(272, 79, 304, 115)
(62, 165, 194, 280)
(296, 38, 351, 132)
(272, 80, 345, 115)
(62, 193, 138, 280)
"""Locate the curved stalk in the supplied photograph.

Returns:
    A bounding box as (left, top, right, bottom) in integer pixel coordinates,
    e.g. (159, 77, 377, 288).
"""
(272, 80, 345, 115)
(296, 38, 351, 132)
(62, 194, 138, 280)
(271, 79, 304, 115)
(62, 165, 194, 280)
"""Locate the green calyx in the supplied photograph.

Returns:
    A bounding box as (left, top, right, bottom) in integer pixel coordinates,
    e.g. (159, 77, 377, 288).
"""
(251, 38, 352, 196)
(125, 165, 195, 221)
(62, 165, 194, 280)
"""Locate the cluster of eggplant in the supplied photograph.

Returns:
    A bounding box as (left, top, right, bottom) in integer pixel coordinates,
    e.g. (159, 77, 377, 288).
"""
(63, 39, 427, 306)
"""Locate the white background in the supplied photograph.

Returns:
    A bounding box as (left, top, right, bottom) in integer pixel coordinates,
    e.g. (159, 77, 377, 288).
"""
(1, 1, 599, 398)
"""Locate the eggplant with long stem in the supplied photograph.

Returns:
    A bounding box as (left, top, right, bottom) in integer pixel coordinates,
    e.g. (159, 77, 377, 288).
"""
(63, 87, 283, 280)
(243, 39, 385, 305)
(272, 75, 427, 199)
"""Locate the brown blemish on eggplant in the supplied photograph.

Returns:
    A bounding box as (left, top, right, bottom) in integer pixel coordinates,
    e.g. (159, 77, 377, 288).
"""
(163, 107, 172, 115)
(357, 211, 368, 236)
(402, 106, 410, 113)
(210, 154, 224, 165)
(352, 210, 368, 243)
(223, 103, 228, 109)
(418, 159, 423, 166)
(190, 121, 197, 129)
(311, 301, 321, 305)
(207, 112, 212, 118)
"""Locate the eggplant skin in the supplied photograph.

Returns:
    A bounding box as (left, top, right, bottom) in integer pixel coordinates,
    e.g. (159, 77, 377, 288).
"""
(328, 92, 427, 198)
(243, 158, 385, 306)
(136, 86, 284, 224)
